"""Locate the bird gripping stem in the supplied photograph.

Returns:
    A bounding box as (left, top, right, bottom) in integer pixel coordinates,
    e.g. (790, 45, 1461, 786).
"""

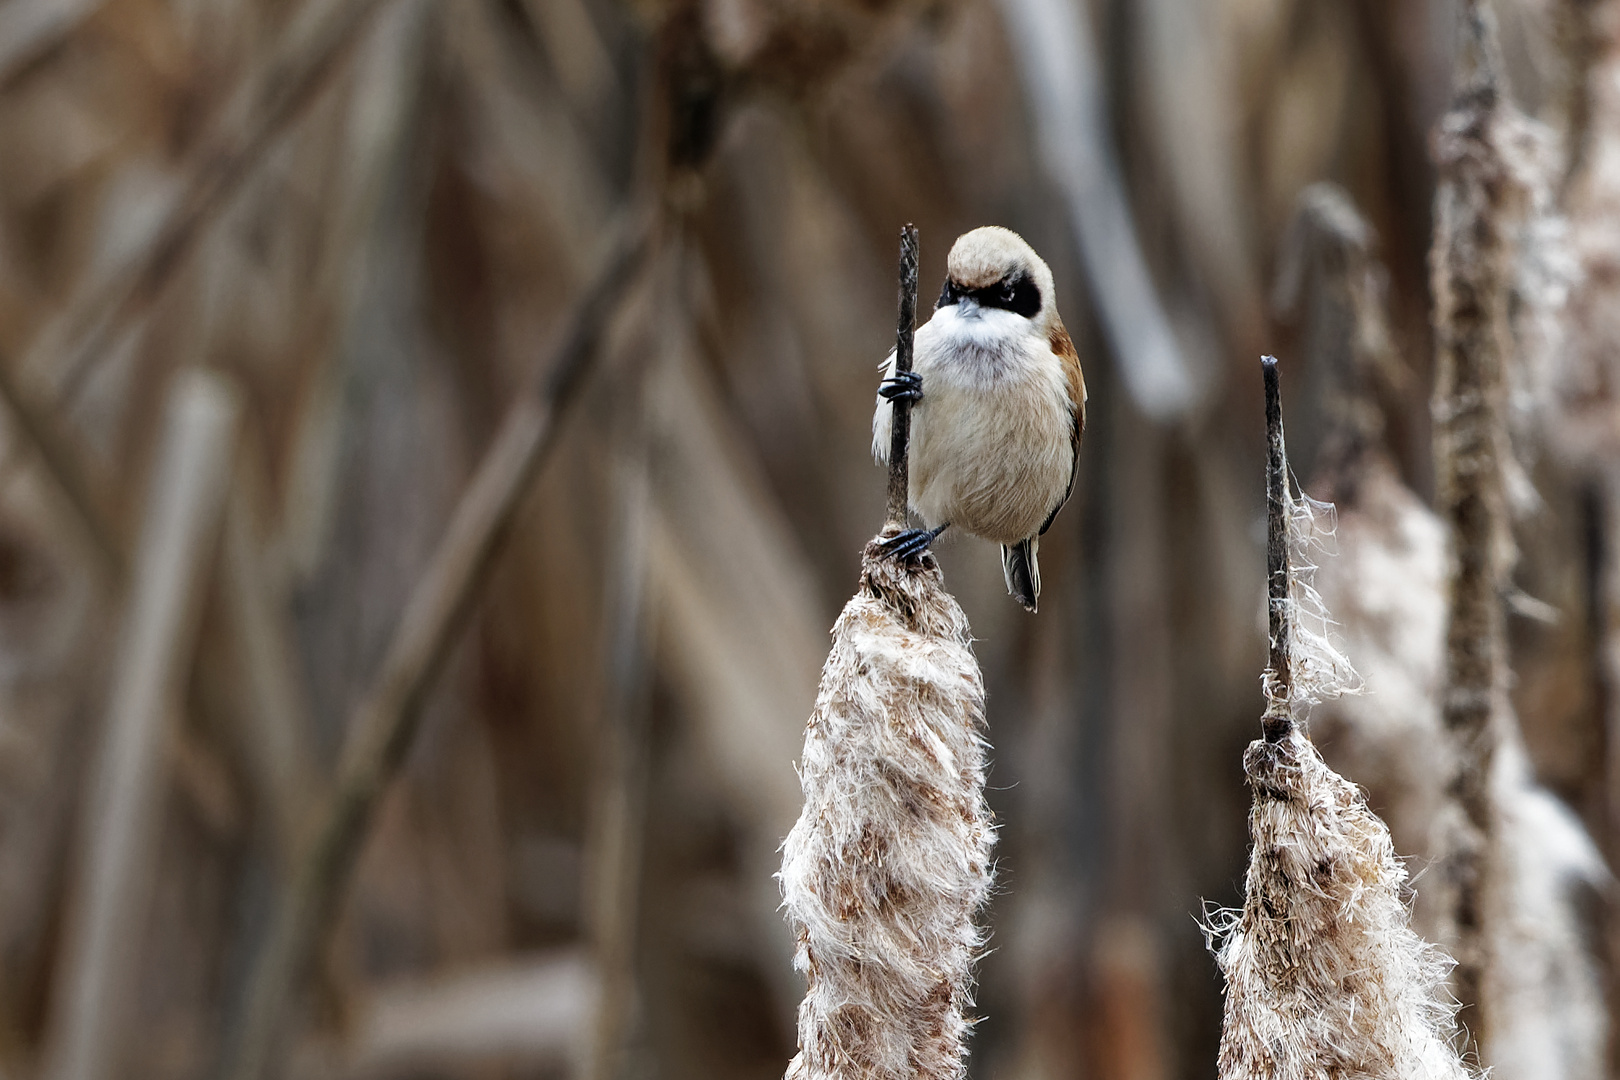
(886, 225, 921, 529)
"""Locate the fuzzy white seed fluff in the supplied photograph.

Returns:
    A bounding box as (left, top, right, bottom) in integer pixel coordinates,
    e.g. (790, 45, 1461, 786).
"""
(779, 546, 994, 1080)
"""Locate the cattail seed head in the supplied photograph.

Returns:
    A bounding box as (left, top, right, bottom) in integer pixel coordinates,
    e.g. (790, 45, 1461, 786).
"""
(779, 544, 994, 1080)
(1212, 727, 1474, 1080)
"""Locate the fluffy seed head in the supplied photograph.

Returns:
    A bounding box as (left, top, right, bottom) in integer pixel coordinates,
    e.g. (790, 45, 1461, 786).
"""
(1211, 727, 1475, 1080)
(779, 546, 994, 1080)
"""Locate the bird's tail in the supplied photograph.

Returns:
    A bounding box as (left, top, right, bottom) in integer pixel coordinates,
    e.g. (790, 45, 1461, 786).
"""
(1001, 538, 1040, 613)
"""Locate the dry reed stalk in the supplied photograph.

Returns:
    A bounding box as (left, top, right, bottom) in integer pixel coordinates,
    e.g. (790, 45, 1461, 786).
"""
(641, 336, 829, 1015)
(276, 0, 433, 584)
(1211, 358, 1472, 1080)
(779, 227, 994, 1080)
(0, 0, 102, 89)
(42, 368, 242, 1080)
(0, 0, 417, 591)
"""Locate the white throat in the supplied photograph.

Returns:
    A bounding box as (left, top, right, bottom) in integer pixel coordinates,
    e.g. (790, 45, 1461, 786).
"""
(922, 303, 1043, 380)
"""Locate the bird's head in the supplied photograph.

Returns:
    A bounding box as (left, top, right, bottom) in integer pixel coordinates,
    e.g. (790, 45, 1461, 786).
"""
(935, 226, 1056, 335)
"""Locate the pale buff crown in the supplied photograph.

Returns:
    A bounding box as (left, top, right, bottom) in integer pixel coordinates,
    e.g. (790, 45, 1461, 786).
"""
(945, 226, 1057, 326)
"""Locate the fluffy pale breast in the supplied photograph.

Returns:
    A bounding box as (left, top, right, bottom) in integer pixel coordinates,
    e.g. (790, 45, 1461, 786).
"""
(875, 315, 1075, 545)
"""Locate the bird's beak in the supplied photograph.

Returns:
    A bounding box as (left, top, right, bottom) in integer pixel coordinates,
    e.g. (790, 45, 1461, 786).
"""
(957, 294, 982, 319)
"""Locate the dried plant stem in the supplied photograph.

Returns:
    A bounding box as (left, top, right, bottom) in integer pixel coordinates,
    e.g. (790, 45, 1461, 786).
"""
(1431, 0, 1514, 1031)
(885, 225, 919, 529)
(277, 0, 433, 582)
(0, 0, 100, 89)
(218, 219, 652, 1080)
(1261, 357, 1291, 738)
(1554, 0, 1602, 190)
(0, 0, 411, 590)
(42, 370, 242, 1080)
(311, 950, 599, 1075)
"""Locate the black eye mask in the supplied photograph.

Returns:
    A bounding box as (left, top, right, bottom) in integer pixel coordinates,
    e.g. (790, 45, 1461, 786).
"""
(936, 271, 1042, 318)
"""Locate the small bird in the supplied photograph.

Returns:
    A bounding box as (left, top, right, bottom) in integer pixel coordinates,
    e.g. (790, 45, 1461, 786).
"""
(873, 226, 1085, 612)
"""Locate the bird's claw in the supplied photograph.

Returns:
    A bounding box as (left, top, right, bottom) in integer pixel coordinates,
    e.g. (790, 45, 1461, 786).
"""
(876, 524, 948, 563)
(878, 370, 923, 403)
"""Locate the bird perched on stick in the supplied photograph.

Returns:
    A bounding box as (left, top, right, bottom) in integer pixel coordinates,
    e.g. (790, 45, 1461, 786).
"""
(873, 226, 1085, 612)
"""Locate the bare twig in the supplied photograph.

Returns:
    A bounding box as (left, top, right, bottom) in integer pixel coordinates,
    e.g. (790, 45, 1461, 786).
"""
(41, 370, 242, 1080)
(217, 215, 653, 1080)
(1261, 357, 1292, 739)
(884, 225, 919, 530)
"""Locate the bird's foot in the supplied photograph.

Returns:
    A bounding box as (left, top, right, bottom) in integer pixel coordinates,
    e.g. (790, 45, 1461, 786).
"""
(876, 523, 949, 562)
(878, 370, 923, 403)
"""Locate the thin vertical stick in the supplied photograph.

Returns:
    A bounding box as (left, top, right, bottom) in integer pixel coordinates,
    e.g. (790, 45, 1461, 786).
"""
(1262, 356, 1292, 739)
(884, 225, 920, 530)
(42, 370, 241, 1080)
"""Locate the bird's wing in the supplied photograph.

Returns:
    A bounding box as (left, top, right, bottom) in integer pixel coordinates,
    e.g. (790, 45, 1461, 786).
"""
(1040, 320, 1085, 536)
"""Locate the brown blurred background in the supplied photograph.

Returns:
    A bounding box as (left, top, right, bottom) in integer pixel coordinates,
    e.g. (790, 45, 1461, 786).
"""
(0, 0, 1612, 1076)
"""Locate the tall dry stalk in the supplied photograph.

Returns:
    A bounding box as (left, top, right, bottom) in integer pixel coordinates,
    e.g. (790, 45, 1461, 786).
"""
(1210, 358, 1472, 1080)
(778, 227, 994, 1080)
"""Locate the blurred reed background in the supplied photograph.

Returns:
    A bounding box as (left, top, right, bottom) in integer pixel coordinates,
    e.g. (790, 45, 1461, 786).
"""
(0, 0, 1615, 1076)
